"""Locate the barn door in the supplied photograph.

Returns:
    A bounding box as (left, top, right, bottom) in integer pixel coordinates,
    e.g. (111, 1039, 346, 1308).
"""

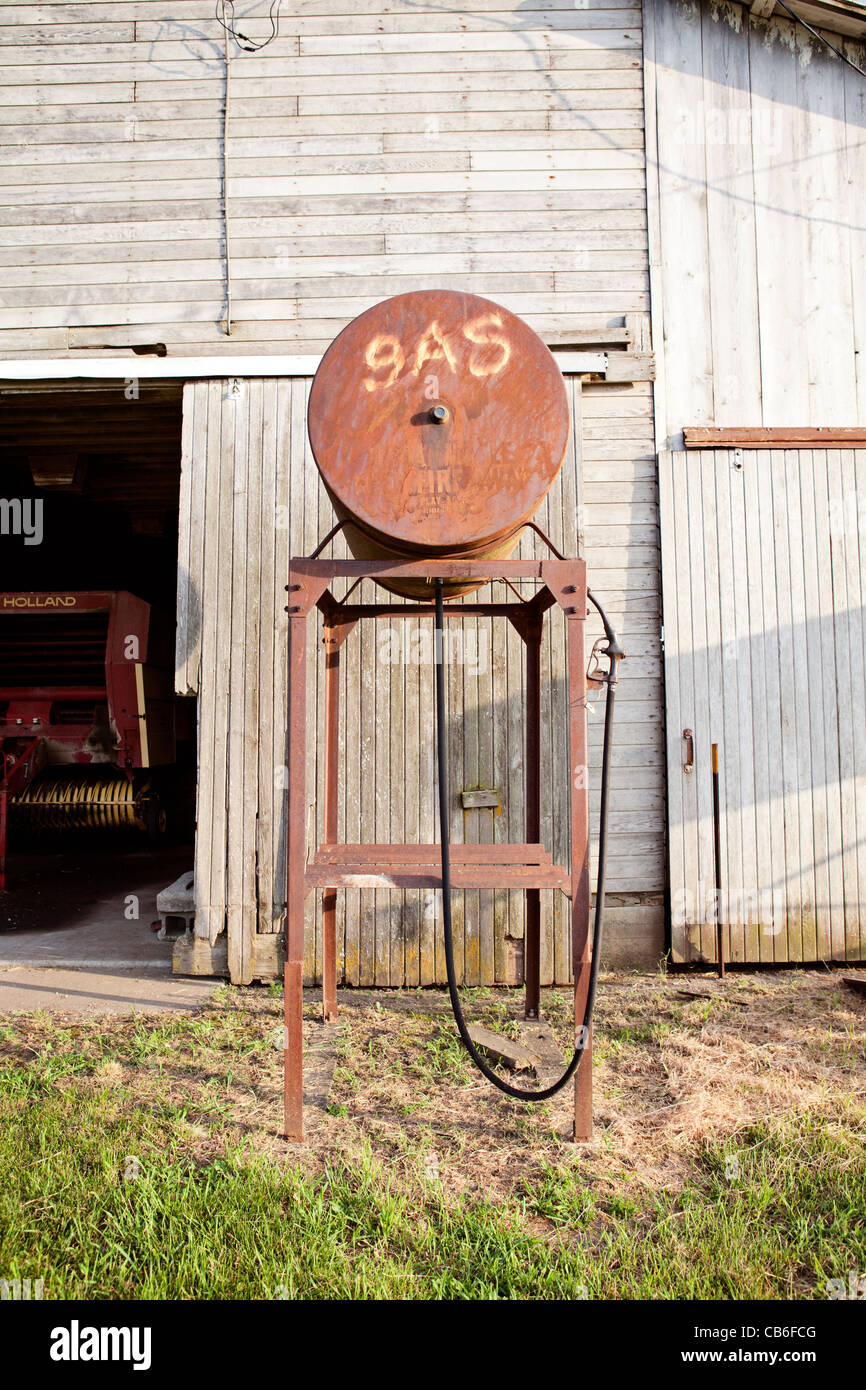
(178, 375, 585, 985)
(659, 448, 866, 965)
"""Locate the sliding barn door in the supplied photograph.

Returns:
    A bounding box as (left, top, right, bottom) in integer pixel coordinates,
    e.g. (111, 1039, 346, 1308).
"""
(660, 448, 866, 964)
(177, 375, 585, 985)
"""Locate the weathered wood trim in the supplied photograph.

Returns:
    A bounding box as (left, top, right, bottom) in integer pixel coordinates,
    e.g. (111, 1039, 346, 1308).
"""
(0, 352, 608, 378)
(685, 427, 866, 448)
(591, 350, 654, 383)
(641, 0, 667, 455)
(780, 0, 866, 41)
(0, 352, 660, 386)
(597, 904, 666, 969)
(172, 932, 228, 978)
(227, 911, 668, 981)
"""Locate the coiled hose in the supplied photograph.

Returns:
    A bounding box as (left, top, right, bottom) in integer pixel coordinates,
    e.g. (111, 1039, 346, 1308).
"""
(434, 578, 622, 1101)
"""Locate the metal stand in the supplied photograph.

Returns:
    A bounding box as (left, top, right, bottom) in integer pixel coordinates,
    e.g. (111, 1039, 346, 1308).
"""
(283, 556, 592, 1142)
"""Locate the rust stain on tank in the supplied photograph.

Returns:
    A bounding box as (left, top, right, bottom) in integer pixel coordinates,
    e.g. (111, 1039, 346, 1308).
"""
(307, 290, 570, 597)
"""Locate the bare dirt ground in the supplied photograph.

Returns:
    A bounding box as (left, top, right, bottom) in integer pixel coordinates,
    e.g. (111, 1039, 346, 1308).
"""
(3, 966, 863, 1210)
(307, 970, 866, 1204)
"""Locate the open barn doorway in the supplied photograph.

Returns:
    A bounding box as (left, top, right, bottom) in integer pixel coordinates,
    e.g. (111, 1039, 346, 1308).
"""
(0, 382, 198, 990)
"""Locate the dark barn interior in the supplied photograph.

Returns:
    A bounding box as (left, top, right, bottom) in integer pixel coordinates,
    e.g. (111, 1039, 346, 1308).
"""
(0, 383, 182, 608)
(0, 382, 195, 951)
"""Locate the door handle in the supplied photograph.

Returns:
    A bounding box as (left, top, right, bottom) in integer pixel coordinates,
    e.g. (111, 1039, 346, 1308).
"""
(683, 728, 694, 774)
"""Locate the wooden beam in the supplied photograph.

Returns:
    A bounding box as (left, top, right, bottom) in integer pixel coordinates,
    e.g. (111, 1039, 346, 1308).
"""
(172, 933, 229, 977)
(465, 1025, 541, 1073)
(0, 352, 607, 381)
(684, 427, 866, 448)
(544, 327, 631, 348)
(595, 350, 655, 383)
(778, 0, 866, 41)
(749, 0, 866, 39)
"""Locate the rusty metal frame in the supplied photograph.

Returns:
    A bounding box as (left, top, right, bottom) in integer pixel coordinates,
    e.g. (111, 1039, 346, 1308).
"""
(284, 556, 592, 1143)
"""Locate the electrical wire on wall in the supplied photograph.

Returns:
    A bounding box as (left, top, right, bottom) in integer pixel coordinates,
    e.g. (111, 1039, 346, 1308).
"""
(216, 0, 283, 52)
(221, 11, 233, 335)
(217, 3, 284, 334)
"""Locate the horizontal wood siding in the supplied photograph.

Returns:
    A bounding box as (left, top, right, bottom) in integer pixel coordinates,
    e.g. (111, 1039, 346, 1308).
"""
(0, 0, 648, 353)
(177, 374, 663, 982)
(660, 447, 866, 965)
(6, 2, 664, 972)
(645, 0, 866, 446)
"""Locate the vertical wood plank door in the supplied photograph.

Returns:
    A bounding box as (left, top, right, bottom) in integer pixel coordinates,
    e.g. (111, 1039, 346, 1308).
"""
(179, 374, 630, 984)
(660, 448, 866, 965)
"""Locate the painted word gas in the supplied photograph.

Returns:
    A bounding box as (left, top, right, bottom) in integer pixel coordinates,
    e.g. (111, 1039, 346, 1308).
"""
(363, 314, 512, 391)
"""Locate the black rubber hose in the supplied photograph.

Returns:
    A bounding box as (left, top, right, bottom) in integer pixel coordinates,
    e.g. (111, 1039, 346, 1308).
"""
(434, 578, 620, 1101)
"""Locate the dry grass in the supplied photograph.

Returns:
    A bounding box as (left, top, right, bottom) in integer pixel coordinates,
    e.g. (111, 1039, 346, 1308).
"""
(311, 970, 866, 1205)
(2, 965, 863, 1211)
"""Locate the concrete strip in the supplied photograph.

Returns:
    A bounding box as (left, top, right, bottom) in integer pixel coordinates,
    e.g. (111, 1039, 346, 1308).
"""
(0, 966, 218, 1016)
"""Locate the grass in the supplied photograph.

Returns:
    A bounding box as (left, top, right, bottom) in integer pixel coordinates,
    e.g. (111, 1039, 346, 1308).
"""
(0, 971, 864, 1299)
(526, 1111, 866, 1299)
(0, 1075, 585, 1299)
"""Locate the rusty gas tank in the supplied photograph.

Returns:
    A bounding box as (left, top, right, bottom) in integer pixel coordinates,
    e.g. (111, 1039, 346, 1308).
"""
(307, 289, 570, 598)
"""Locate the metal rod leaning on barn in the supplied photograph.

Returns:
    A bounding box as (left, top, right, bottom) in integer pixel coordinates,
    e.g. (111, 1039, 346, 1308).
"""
(712, 742, 725, 979)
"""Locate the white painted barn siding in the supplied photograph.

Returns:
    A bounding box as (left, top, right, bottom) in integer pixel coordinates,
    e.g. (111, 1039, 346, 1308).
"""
(0, 0, 648, 356)
(646, 0, 866, 964)
(644, 0, 866, 446)
(660, 446, 866, 966)
(0, 1, 665, 978)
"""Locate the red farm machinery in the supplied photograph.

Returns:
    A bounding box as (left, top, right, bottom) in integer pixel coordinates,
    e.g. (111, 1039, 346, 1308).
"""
(0, 590, 179, 890)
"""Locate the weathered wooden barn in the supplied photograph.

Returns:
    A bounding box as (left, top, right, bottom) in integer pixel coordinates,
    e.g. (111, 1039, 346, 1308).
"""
(0, 0, 865, 981)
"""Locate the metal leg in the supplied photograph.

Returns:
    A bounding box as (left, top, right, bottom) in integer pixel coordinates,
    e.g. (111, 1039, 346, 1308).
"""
(0, 739, 46, 894)
(524, 617, 542, 1019)
(567, 605, 592, 1141)
(284, 960, 304, 1141)
(322, 627, 340, 1023)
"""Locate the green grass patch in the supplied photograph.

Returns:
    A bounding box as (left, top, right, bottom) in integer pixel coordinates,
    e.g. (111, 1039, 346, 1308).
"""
(524, 1109, 866, 1298)
(1, 977, 864, 1301)
(1, 1058, 863, 1299)
(0, 1078, 585, 1299)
